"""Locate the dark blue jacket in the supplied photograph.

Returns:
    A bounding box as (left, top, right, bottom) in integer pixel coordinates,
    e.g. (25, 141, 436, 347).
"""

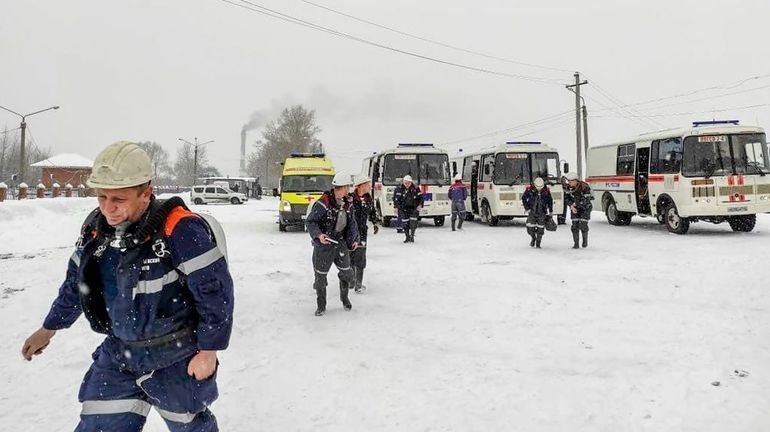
(306, 190, 359, 249)
(522, 186, 553, 216)
(43, 199, 234, 373)
(448, 181, 468, 203)
(352, 191, 377, 243)
(393, 184, 423, 211)
(565, 181, 594, 220)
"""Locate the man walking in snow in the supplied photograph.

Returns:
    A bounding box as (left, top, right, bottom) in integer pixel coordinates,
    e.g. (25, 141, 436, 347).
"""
(564, 172, 594, 248)
(448, 173, 468, 231)
(522, 177, 553, 248)
(393, 175, 424, 243)
(21, 141, 234, 432)
(306, 173, 359, 316)
(350, 175, 378, 293)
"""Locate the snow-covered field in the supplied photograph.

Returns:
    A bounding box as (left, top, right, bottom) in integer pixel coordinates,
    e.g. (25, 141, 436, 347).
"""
(1, 196, 769, 431)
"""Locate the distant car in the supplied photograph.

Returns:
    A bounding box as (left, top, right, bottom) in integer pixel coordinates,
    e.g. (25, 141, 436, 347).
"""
(191, 185, 248, 205)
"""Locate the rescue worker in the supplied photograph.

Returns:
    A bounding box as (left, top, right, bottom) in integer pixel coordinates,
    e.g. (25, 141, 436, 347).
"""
(557, 174, 569, 225)
(306, 173, 359, 316)
(522, 177, 553, 248)
(393, 175, 424, 243)
(564, 172, 594, 248)
(350, 175, 379, 293)
(448, 174, 467, 231)
(21, 141, 234, 432)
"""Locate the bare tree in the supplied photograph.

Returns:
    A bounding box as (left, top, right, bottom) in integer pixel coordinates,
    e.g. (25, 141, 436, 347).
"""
(246, 105, 323, 187)
(173, 141, 219, 185)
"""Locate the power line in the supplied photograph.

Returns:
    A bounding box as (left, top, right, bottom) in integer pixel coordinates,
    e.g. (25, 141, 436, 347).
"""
(440, 109, 574, 146)
(299, 0, 574, 75)
(219, 0, 566, 85)
(608, 72, 770, 110)
(581, 75, 663, 129)
(592, 102, 770, 119)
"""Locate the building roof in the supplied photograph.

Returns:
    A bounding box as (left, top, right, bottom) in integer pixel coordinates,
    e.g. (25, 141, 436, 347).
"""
(31, 153, 94, 169)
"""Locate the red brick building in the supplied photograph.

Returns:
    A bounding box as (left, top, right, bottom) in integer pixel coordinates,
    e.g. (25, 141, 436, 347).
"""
(31, 153, 94, 189)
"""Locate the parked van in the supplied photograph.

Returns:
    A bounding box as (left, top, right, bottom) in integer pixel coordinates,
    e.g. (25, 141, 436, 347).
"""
(276, 153, 335, 231)
(191, 185, 248, 205)
(585, 120, 770, 234)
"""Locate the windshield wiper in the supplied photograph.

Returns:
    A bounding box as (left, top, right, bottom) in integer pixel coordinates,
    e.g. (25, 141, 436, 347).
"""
(744, 162, 767, 177)
(703, 161, 717, 179)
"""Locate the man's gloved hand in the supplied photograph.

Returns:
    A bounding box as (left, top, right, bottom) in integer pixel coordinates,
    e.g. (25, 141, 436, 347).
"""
(372, 224, 379, 235)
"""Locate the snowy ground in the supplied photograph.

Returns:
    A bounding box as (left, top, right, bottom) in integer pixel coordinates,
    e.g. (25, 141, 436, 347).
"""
(1, 195, 769, 431)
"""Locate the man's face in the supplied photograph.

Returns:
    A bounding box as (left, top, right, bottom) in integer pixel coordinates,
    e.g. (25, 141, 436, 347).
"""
(568, 179, 578, 188)
(97, 184, 152, 226)
(403, 181, 412, 188)
(333, 186, 348, 200)
(357, 182, 372, 195)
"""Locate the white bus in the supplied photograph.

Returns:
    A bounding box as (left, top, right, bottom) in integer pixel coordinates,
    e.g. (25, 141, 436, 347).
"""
(450, 142, 564, 226)
(361, 143, 452, 227)
(585, 120, 770, 234)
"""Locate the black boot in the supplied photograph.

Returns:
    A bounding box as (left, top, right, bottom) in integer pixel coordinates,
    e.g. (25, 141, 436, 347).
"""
(354, 267, 366, 293)
(451, 218, 456, 231)
(581, 229, 588, 248)
(315, 296, 326, 316)
(340, 281, 352, 311)
(529, 232, 536, 247)
(535, 233, 543, 248)
(409, 221, 417, 242)
(571, 229, 580, 249)
(457, 218, 464, 230)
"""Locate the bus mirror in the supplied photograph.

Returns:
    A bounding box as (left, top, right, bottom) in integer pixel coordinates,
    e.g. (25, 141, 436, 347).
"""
(563, 162, 570, 174)
(272, 188, 279, 197)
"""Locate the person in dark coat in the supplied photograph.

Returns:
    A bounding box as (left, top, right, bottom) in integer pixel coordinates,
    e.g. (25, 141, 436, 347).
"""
(522, 177, 553, 248)
(305, 173, 359, 316)
(350, 175, 379, 293)
(393, 175, 424, 243)
(557, 174, 569, 225)
(448, 174, 468, 231)
(21, 141, 234, 431)
(564, 172, 593, 248)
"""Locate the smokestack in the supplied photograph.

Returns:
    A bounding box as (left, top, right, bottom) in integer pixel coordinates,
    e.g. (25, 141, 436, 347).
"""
(240, 111, 267, 176)
(240, 128, 247, 175)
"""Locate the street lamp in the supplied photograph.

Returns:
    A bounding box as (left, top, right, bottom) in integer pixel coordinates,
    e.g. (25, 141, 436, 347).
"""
(0, 104, 60, 182)
(178, 137, 214, 185)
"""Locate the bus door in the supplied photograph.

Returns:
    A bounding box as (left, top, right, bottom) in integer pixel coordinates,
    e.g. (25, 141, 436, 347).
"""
(469, 158, 479, 214)
(636, 147, 651, 215)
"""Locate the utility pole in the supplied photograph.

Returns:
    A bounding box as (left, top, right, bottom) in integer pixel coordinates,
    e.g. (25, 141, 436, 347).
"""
(582, 104, 590, 173)
(178, 137, 214, 186)
(0, 105, 59, 183)
(566, 73, 588, 179)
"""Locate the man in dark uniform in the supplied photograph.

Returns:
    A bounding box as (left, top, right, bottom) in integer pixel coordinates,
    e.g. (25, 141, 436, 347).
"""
(306, 173, 359, 316)
(564, 172, 594, 248)
(522, 177, 553, 248)
(350, 175, 379, 293)
(393, 175, 424, 243)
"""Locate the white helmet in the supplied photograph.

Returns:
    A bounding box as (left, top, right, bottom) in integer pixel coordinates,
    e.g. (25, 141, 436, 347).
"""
(402, 175, 413, 183)
(534, 177, 545, 188)
(332, 172, 352, 187)
(354, 175, 371, 187)
(87, 141, 153, 189)
(454, 174, 462, 181)
(565, 172, 578, 181)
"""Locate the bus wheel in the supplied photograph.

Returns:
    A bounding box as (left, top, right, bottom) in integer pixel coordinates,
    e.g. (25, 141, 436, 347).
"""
(664, 203, 689, 234)
(605, 200, 631, 226)
(434, 216, 445, 227)
(728, 215, 756, 232)
(481, 202, 498, 226)
(279, 221, 287, 232)
(656, 211, 666, 224)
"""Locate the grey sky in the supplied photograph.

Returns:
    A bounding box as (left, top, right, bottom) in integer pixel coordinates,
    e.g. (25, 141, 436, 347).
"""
(2, 0, 769, 176)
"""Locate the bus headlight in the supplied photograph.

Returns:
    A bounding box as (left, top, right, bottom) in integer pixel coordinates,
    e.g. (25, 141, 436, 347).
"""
(282, 201, 292, 211)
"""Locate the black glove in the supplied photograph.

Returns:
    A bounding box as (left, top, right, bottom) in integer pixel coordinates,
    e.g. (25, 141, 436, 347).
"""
(372, 224, 379, 235)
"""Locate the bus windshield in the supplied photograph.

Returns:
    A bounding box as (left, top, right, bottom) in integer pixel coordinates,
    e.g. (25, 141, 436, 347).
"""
(281, 175, 333, 193)
(682, 133, 769, 177)
(493, 152, 560, 185)
(383, 153, 451, 185)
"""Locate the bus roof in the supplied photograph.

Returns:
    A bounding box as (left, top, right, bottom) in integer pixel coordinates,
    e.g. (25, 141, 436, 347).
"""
(452, 141, 559, 158)
(590, 123, 766, 150)
(367, 143, 449, 157)
(282, 155, 335, 175)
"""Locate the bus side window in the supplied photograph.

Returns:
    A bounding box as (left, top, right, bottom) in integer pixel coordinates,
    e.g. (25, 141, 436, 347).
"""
(451, 161, 458, 176)
(616, 143, 636, 175)
(463, 156, 474, 182)
(651, 138, 682, 174)
(372, 157, 381, 182)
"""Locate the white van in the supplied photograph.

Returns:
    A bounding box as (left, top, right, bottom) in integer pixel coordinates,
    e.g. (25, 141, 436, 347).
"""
(191, 185, 248, 205)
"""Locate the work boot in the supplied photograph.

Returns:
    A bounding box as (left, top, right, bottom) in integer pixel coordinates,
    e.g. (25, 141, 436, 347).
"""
(315, 297, 326, 316)
(535, 233, 543, 249)
(458, 219, 464, 230)
(572, 230, 580, 249)
(341, 292, 352, 311)
(529, 233, 536, 247)
(581, 230, 588, 248)
(451, 218, 456, 231)
(354, 267, 366, 293)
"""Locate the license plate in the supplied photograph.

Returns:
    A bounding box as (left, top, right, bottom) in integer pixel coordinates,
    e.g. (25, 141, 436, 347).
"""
(727, 206, 748, 213)
(420, 209, 428, 215)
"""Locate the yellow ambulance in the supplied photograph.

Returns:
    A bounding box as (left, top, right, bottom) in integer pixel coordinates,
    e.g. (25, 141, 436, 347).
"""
(276, 153, 335, 231)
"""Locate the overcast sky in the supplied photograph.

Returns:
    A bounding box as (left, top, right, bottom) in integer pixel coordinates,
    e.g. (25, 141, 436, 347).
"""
(2, 0, 769, 176)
